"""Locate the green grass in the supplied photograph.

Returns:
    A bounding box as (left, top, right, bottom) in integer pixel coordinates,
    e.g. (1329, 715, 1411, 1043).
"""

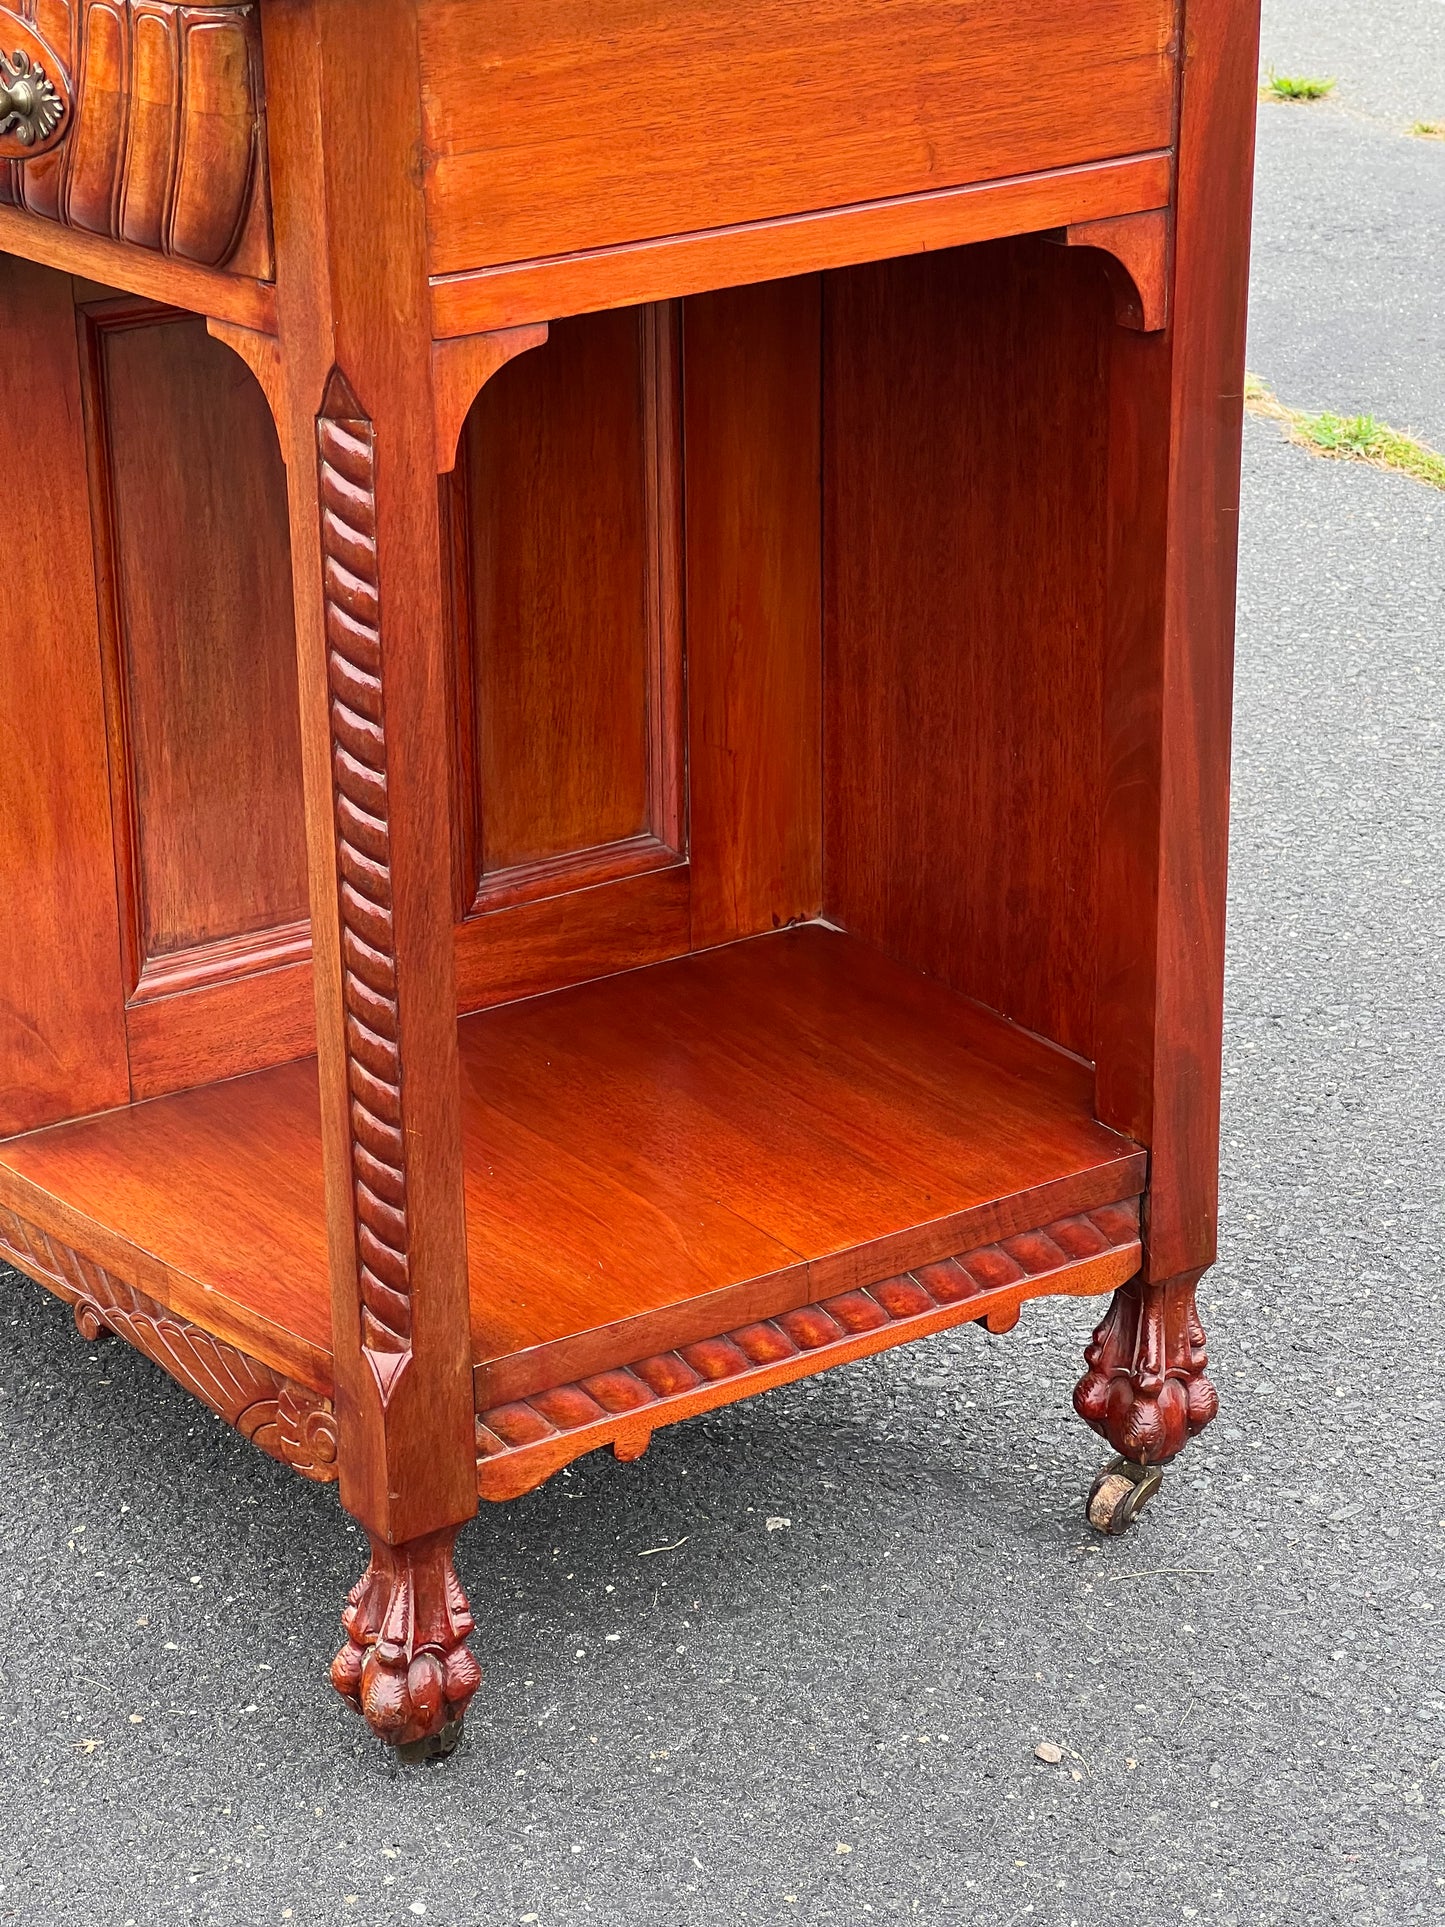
(1261, 68, 1337, 101)
(1409, 119, 1445, 139)
(1244, 376, 1445, 490)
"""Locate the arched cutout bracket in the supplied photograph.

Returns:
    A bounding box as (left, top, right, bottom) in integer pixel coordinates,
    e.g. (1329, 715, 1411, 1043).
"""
(207, 317, 288, 460)
(206, 319, 552, 474)
(1048, 208, 1169, 334)
(432, 323, 549, 474)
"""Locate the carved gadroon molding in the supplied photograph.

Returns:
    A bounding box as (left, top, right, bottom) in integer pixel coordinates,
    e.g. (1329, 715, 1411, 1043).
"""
(0, 1205, 338, 1481)
(0, 38, 66, 151)
(1074, 1272, 1218, 1464)
(0, 0, 269, 273)
(317, 370, 415, 1396)
(332, 1526, 482, 1758)
(475, 1200, 1144, 1499)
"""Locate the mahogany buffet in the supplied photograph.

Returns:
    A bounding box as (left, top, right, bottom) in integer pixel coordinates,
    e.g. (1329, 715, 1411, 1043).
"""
(0, 0, 1260, 1758)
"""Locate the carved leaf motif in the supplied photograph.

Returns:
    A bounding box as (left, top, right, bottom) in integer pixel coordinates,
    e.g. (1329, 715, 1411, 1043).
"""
(0, 1206, 338, 1482)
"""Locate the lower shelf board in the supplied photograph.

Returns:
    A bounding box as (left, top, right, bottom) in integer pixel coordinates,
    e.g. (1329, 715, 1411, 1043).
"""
(0, 922, 1147, 1482)
(475, 1198, 1141, 1499)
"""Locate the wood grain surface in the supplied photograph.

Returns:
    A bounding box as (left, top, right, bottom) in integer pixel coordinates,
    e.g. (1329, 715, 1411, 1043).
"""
(824, 238, 1113, 1062)
(418, 0, 1174, 276)
(0, 257, 128, 1136)
(0, 926, 1143, 1406)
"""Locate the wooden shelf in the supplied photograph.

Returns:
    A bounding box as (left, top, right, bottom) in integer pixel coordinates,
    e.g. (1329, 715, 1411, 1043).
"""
(0, 926, 1143, 1404)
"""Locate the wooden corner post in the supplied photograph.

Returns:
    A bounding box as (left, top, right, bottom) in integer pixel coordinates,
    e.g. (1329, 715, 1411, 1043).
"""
(1081, 0, 1261, 1473)
(259, 0, 480, 1755)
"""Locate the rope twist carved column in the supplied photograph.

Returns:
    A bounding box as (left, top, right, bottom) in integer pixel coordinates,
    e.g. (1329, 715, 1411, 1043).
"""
(317, 371, 415, 1394)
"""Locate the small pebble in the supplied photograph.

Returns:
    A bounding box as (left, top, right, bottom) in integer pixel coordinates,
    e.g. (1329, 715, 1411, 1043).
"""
(1035, 1741, 1063, 1764)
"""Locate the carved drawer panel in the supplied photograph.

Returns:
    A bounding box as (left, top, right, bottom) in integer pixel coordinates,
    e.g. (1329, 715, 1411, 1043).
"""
(0, 0, 270, 275)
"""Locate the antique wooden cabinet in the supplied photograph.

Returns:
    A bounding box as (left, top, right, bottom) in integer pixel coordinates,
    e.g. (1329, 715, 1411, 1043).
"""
(0, 0, 1260, 1757)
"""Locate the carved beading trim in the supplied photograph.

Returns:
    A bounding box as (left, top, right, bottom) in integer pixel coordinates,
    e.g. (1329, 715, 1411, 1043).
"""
(1073, 1271, 1218, 1464)
(475, 1201, 1143, 1498)
(0, 0, 269, 273)
(318, 370, 414, 1393)
(0, 1205, 338, 1481)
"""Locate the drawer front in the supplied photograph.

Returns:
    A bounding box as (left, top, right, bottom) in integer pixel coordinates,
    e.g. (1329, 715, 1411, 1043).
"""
(0, 0, 270, 276)
(419, 0, 1176, 280)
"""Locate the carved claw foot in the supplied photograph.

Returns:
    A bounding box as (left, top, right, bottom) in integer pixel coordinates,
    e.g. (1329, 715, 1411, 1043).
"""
(331, 1526, 481, 1757)
(1074, 1271, 1218, 1467)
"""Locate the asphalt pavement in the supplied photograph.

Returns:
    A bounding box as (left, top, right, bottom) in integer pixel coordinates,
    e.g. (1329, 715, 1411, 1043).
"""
(1, 5, 1442, 1922)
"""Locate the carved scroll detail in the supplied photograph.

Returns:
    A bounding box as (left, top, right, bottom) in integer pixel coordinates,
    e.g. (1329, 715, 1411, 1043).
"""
(475, 1201, 1144, 1500)
(0, 0, 270, 274)
(0, 1205, 338, 1481)
(1073, 1272, 1218, 1464)
(318, 371, 414, 1390)
(332, 1526, 481, 1754)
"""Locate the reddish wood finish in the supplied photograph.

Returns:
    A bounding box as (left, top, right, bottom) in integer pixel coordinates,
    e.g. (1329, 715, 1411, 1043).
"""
(0, 257, 128, 1137)
(1074, 1268, 1217, 1464)
(457, 305, 683, 888)
(259, 0, 476, 1553)
(684, 278, 823, 949)
(0, 0, 1258, 1750)
(0, 923, 1143, 1394)
(0, 1203, 338, 1477)
(417, 0, 1174, 277)
(79, 303, 306, 979)
(1093, 0, 1260, 1284)
(0, 0, 271, 274)
(823, 239, 1113, 1061)
(431, 322, 547, 475)
(332, 1525, 480, 1755)
(477, 1200, 1142, 1499)
(1058, 208, 1171, 333)
(429, 153, 1174, 336)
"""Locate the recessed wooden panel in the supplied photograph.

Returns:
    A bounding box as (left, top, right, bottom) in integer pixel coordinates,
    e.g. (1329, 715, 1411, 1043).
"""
(86, 306, 306, 977)
(0, 258, 129, 1135)
(418, 0, 1175, 278)
(684, 276, 823, 948)
(457, 302, 683, 897)
(823, 240, 1112, 1059)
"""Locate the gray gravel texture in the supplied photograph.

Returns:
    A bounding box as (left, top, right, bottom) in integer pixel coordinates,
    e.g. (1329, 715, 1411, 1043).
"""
(2, 6, 1444, 1924)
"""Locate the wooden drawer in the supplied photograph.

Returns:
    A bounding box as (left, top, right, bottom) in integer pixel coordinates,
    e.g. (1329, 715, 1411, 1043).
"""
(418, 0, 1176, 280)
(0, 0, 270, 276)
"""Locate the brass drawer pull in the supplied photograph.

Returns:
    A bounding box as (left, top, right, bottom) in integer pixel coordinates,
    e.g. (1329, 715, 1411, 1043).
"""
(0, 18, 69, 155)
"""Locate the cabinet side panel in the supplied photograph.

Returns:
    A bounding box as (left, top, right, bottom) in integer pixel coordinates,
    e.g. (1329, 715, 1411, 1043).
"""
(823, 239, 1110, 1060)
(685, 276, 823, 949)
(94, 312, 307, 964)
(0, 259, 129, 1134)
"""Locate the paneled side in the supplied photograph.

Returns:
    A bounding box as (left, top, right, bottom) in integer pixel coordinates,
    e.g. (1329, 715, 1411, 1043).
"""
(0, 257, 128, 1136)
(85, 305, 307, 982)
(684, 276, 823, 949)
(456, 303, 683, 905)
(823, 239, 1111, 1060)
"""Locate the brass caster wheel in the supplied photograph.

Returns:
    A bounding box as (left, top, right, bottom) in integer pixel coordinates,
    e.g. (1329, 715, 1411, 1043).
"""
(396, 1719, 464, 1765)
(1086, 1456, 1164, 1535)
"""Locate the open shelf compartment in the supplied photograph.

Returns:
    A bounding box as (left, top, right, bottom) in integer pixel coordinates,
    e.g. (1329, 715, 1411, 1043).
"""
(0, 925, 1144, 1415)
